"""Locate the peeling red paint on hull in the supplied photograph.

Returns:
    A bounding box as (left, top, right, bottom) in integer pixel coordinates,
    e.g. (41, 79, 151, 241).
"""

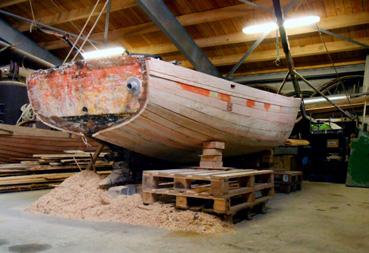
(27, 56, 148, 135)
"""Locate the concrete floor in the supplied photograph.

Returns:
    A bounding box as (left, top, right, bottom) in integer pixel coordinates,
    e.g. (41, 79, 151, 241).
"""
(0, 182, 368, 253)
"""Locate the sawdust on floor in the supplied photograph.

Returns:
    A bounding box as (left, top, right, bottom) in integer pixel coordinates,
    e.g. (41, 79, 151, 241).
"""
(26, 171, 233, 234)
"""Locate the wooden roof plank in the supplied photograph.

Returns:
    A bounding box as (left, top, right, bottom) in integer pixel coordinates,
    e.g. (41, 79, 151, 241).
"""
(39, 11, 369, 54)
(206, 37, 369, 67)
(131, 12, 369, 55)
(0, 0, 27, 8)
(15, 0, 136, 32)
(37, 1, 275, 49)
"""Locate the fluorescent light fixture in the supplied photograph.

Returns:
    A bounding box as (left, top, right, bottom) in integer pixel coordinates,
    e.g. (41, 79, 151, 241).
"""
(81, 46, 125, 60)
(242, 21, 278, 34)
(242, 15, 320, 34)
(284, 15, 320, 29)
(303, 95, 347, 105)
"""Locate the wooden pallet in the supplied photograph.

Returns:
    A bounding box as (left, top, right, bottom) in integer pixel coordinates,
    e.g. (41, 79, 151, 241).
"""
(274, 170, 302, 193)
(142, 168, 274, 216)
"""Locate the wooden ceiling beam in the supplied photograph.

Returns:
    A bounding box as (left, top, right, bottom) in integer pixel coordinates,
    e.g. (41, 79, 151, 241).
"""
(40, 11, 369, 53)
(129, 12, 369, 55)
(16, 3, 251, 33)
(18, 0, 284, 33)
(0, 0, 27, 8)
(15, 0, 136, 32)
(174, 37, 369, 67)
(232, 60, 365, 76)
(37, 1, 281, 50)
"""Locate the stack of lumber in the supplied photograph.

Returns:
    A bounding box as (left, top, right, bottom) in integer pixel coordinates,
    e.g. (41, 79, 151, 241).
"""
(0, 123, 101, 163)
(199, 141, 225, 169)
(0, 150, 112, 193)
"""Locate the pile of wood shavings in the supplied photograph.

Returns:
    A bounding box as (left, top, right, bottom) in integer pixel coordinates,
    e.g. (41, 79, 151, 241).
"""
(26, 171, 233, 234)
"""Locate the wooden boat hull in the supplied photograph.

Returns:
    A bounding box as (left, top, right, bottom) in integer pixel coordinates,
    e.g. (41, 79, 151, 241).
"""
(27, 57, 300, 162)
(0, 124, 98, 163)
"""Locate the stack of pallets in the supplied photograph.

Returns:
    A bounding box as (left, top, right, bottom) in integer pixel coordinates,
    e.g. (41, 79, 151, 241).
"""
(274, 170, 303, 193)
(0, 150, 112, 193)
(142, 168, 274, 220)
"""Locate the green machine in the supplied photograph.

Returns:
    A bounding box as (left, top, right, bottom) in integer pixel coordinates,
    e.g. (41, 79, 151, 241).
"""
(346, 126, 369, 188)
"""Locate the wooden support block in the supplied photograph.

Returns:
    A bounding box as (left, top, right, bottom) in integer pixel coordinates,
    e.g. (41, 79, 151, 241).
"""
(269, 186, 275, 196)
(203, 141, 225, 150)
(249, 193, 256, 202)
(142, 174, 156, 190)
(199, 161, 223, 169)
(270, 172, 274, 186)
(247, 192, 254, 203)
(211, 179, 227, 197)
(200, 155, 222, 162)
(213, 199, 228, 213)
(249, 175, 255, 188)
(202, 148, 223, 156)
(174, 177, 190, 189)
(142, 192, 156, 204)
(176, 196, 188, 209)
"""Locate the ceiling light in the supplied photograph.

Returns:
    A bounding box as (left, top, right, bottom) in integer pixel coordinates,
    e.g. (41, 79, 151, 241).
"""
(242, 21, 278, 34)
(284, 15, 320, 29)
(242, 15, 320, 34)
(303, 95, 346, 105)
(81, 46, 125, 60)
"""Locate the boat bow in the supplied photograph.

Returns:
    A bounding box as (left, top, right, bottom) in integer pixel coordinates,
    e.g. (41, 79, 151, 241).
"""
(27, 56, 148, 136)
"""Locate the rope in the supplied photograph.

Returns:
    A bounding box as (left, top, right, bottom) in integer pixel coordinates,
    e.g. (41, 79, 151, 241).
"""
(71, 0, 109, 62)
(316, 24, 352, 107)
(316, 25, 339, 78)
(81, 135, 90, 147)
(16, 104, 35, 125)
(63, 0, 101, 64)
(28, 0, 36, 32)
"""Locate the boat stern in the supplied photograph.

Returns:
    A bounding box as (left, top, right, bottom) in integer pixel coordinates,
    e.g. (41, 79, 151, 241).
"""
(27, 56, 148, 135)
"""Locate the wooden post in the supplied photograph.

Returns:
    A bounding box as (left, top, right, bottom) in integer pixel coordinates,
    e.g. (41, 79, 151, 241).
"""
(362, 55, 369, 129)
(142, 192, 156, 204)
(86, 144, 104, 171)
(176, 196, 188, 209)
